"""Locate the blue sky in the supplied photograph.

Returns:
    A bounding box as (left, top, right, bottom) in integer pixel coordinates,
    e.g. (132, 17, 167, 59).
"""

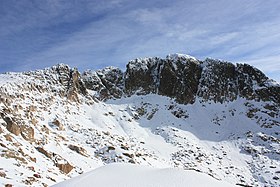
(0, 0, 280, 82)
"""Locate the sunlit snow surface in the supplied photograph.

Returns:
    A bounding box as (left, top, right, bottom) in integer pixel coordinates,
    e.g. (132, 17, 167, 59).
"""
(53, 163, 235, 187)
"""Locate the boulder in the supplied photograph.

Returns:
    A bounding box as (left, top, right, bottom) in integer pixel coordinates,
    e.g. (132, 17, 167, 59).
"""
(52, 119, 64, 131)
(68, 144, 89, 157)
(0, 171, 6, 178)
(36, 147, 74, 174)
(4, 117, 20, 136)
(20, 125, 34, 141)
(36, 147, 52, 159)
(56, 163, 74, 174)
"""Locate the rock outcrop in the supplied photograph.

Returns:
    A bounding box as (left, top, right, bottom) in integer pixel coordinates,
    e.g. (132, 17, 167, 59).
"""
(82, 67, 123, 100)
(36, 147, 74, 174)
(24, 64, 87, 102)
(4, 117, 21, 136)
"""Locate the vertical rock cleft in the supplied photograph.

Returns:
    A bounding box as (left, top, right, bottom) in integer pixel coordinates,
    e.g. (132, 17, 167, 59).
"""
(159, 55, 201, 104)
(124, 57, 161, 95)
(66, 67, 87, 102)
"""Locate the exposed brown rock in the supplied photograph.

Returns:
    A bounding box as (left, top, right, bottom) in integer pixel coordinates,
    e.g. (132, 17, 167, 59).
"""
(36, 147, 74, 174)
(107, 146, 116, 151)
(4, 134, 13, 142)
(68, 144, 89, 157)
(0, 126, 4, 133)
(18, 148, 36, 163)
(28, 105, 37, 112)
(27, 166, 35, 172)
(0, 171, 6, 178)
(36, 147, 52, 159)
(2, 115, 35, 141)
(123, 152, 134, 158)
(23, 176, 37, 185)
(31, 118, 38, 125)
(41, 125, 50, 134)
(20, 125, 34, 141)
(67, 68, 87, 102)
(0, 142, 7, 148)
(4, 117, 20, 136)
(1, 150, 27, 164)
(56, 162, 74, 174)
(33, 173, 41, 178)
(52, 119, 64, 131)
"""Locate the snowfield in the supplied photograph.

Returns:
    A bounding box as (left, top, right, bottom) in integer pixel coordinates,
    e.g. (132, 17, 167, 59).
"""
(53, 163, 235, 187)
(0, 91, 279, 186)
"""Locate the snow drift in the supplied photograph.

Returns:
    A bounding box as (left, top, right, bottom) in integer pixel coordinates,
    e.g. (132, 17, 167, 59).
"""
(53, 163, 235, 187)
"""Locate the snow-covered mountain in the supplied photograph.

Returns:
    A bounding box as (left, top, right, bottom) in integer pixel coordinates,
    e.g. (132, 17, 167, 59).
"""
(0, 54, 279, 187)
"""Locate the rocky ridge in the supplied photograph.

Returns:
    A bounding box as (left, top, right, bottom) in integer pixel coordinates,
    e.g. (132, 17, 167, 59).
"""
(82, 54, 279, 104)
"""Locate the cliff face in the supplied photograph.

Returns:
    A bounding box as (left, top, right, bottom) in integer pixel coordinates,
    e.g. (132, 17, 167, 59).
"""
(82, 54, 279, 105)
(124, 55, 202, 104)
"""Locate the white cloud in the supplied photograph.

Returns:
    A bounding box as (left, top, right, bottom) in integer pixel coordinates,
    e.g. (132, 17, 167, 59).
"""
(240, 54, 280, 82)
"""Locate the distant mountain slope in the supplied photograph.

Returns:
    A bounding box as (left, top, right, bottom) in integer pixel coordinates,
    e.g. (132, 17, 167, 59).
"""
(0, 54, 279, 187)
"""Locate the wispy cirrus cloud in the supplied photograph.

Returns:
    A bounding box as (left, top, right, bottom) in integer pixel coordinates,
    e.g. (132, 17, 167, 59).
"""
(0, 0, 280, 82)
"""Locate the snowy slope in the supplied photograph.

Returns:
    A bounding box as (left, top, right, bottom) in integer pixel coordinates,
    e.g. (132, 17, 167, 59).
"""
(0, 57, 279, 187)
(53, 163, 235, 187)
